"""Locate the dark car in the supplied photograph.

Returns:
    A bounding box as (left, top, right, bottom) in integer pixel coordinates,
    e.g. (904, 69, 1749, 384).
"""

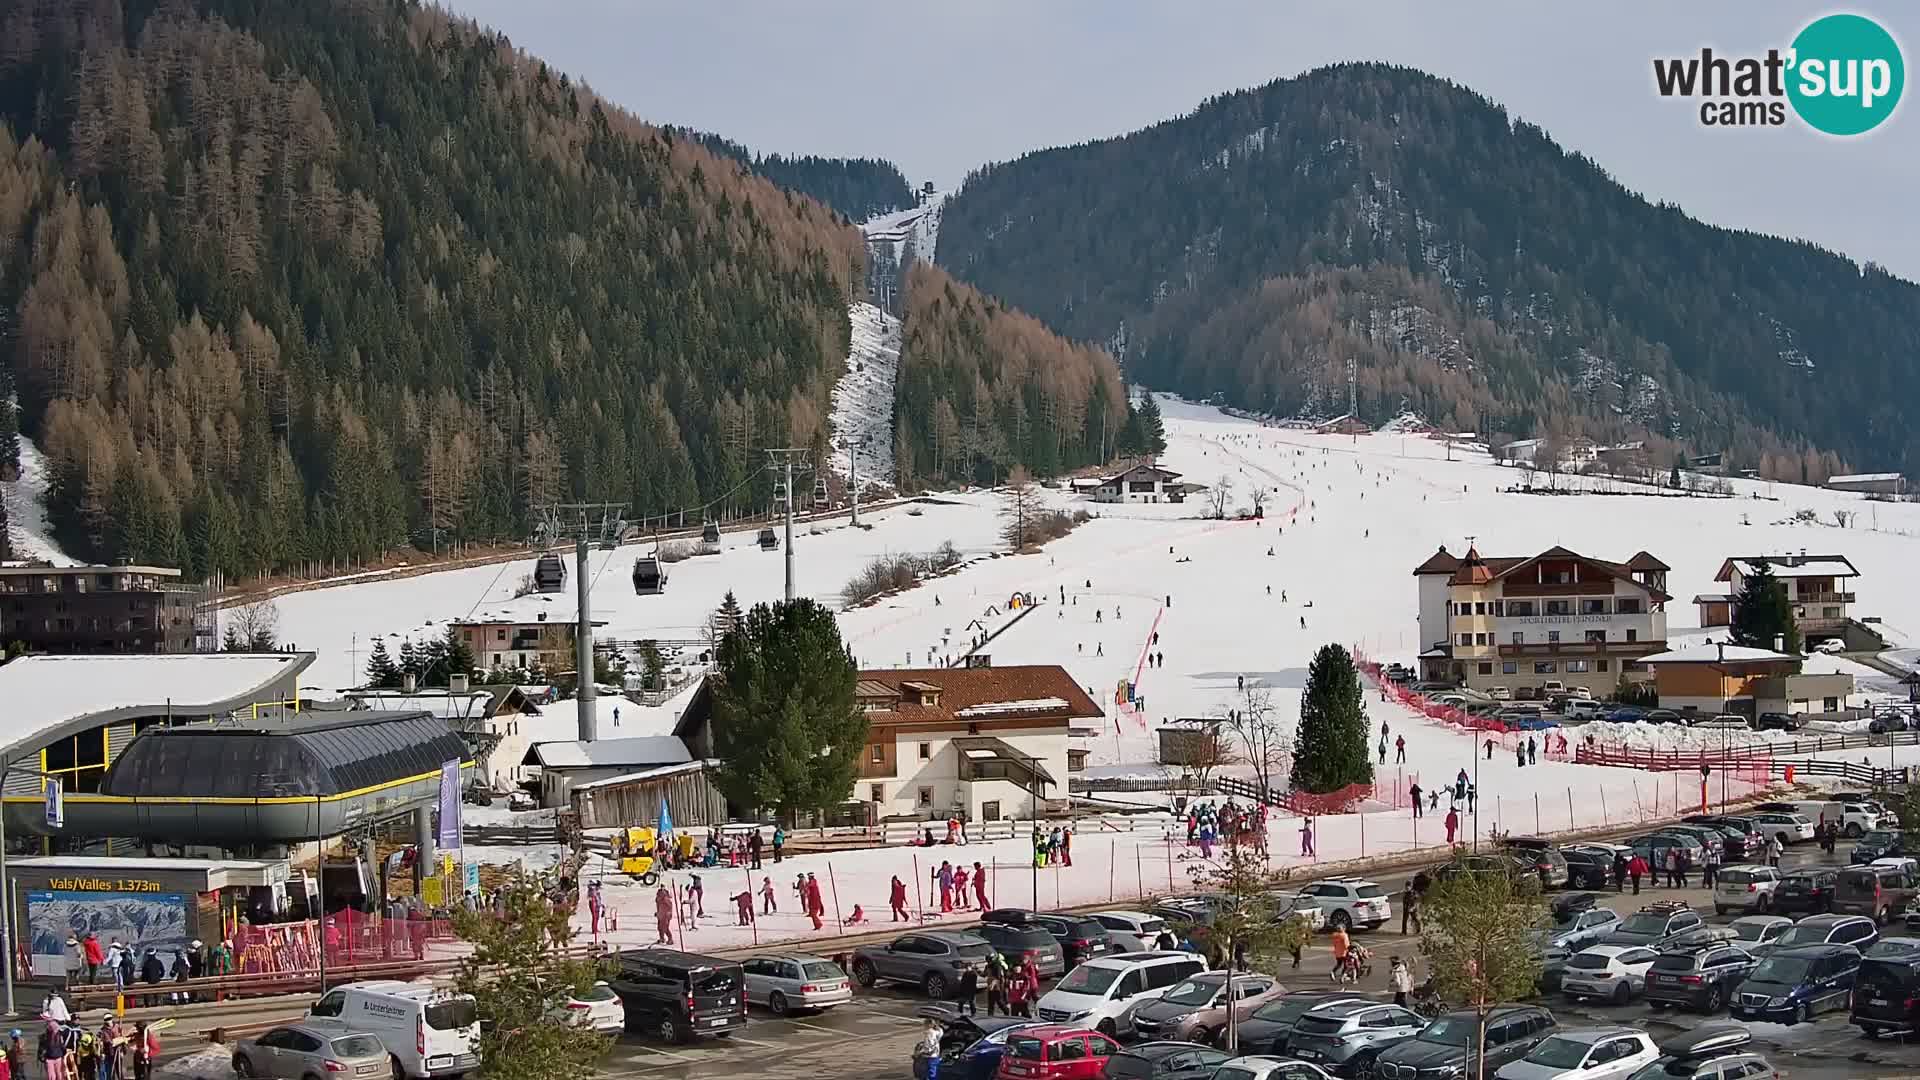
(1233, 993, 1370, 1057)
(1643, 709, 1684, 725)
(1625, 834, 1702, 872)
(608, 948, 748, 1043)
(1031, 914, 1114, 968)
(1603, 706, 1648, 723)
(911, 1006, 1039, 1080)
(974, 922, 1067, 979)
(1371, 1006, 1555, 1080)
(1852, 938, 1920, 1038)
(1641, 943, 1757, 1013)
(1852, 829, 1908, 865)
(1754, 711, 1801, 732)
(1100, 1042, 1234, 1080)
(1499, 838, 1571, 888)
(1650, 826, 1722, 860)
(1772, 913, 1880, 954)
(1681, 817, 1759, 859)
(1603, 903, 1704, 949)
(1559, 848, 1616, 890)
(1730, 943, 1860, 1025)
(1834, 864, 1920, 925)
(851, 931, 996, 999)
(1773, 870, 1839, 915)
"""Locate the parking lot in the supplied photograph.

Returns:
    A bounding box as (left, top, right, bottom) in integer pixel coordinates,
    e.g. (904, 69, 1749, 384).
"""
(585, 841, 1920, 1078)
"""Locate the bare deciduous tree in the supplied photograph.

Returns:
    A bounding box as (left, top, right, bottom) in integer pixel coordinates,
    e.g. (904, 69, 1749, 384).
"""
(1001, 465, 1045, 548)
(1223, 682, 1292, 799)
(224, 597, 280, 651)
(1208, 473, 1234, 519)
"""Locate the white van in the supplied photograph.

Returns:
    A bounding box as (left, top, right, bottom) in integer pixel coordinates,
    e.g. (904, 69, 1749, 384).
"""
(1789, 800, 1846, 832)
(1034, 951, 1208, 1035)
(308, 981, 481, 1079)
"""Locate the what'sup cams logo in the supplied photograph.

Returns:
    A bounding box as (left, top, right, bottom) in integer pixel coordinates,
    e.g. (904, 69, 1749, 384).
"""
(1653, 13, 1904, 135)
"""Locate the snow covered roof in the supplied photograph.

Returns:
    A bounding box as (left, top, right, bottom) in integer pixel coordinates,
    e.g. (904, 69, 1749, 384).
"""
(954, 697, 1070, 718)
(0, 652, 312, 757)
(573, 760, 710, 792)
(1828, 473, 1904, 484)
(521, 736, 692, 770)
(1717, 555, 1859, 581)
(1639, 644, 1795, 665)
(855, 666, 1101, 729)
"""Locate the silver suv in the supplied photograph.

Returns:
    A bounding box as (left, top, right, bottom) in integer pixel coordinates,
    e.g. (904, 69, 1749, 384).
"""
(1278, 999, 1427, 1075)
(850, 931, 995, 999)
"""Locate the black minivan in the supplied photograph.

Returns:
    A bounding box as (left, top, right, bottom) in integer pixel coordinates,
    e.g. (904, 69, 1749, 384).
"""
(610, 948, 749, 1043)
(1853, 937, 1920, 1037)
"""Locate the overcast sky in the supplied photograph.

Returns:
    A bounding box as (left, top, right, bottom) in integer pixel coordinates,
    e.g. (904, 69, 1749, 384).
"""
(447, 1, 1919, 281)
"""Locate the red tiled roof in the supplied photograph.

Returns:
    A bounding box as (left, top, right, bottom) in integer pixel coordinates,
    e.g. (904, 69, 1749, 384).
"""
(856, 665, 1103, 729)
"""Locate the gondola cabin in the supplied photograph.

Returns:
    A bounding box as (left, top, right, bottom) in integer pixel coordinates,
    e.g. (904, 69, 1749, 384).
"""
(632, 555, 667, 595)
(812, 478, 829, 510)
(532, 553, 568, 593)
(757, 527, 778, 551)
(698, 521, 722, 556)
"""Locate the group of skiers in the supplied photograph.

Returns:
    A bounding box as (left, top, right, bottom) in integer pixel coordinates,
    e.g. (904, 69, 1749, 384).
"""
(1033, 825, 1072, 868)
(1184, 800, 1265, 857)
(27, 994, 162, 1080)
(62, 932, 228, 1006)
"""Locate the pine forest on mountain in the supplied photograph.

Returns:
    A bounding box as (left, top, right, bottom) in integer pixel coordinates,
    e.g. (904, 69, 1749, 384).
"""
(939, 62, 1920, 479)
(0, 0, 870, 580)
(670, 128, 915, 223)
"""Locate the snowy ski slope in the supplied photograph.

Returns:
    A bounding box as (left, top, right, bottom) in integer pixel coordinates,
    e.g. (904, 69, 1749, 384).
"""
(826, 302, 901, 487)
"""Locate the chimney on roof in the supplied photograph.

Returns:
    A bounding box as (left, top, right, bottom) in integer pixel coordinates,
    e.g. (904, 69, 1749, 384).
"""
(449, 672, 470, 694)
(402, 672, 417, 693)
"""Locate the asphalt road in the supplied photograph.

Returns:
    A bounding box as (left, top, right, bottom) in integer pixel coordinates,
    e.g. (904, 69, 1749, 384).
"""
(587, 840, 1920, 1079)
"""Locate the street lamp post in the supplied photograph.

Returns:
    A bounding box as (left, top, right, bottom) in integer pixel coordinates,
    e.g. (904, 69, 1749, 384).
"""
(1472, 728, 1481, 854)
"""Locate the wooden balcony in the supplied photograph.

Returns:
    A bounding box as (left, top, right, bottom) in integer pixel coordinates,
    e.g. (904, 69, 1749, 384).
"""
(1497, 640, 1667, 658)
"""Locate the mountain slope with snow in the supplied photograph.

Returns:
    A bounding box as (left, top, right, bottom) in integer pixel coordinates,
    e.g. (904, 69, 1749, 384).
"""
(2, 434, 78, 565)
(863, 193, 944, 265)
(827, 303, 901, 488)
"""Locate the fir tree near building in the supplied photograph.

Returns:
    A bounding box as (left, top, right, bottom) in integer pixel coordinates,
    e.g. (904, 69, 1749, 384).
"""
(710, 598, 868, 822)
(1729, 559, 1802, 655)
(453, 878, 609, 1080)
(1182, 841, 1304, 1051)
(1289, 643, 1372, 793)
(365, 639, 402, 688)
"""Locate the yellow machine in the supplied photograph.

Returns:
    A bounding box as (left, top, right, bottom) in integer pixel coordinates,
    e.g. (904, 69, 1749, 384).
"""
(616, 826, 661, 884)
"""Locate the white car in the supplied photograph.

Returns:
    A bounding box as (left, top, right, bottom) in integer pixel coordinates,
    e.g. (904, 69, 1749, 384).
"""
(1271, 893, 1326, 931)
(1565, 700, 1607, 720)
(559, 980, 626, 1034)
(1873, 856, 1920, 876)
(1210, 1056, 1336, 1080)
(1749, 812, 1815, 845)
(1032, 951, 1208, 1035)
(1814, 639, 1846, 655)
(1297, 878, 1392, 932)
(1558, 945, 1659, 1005)
(1494, 1028, 1658, 1080)
(1087, 910, 1175, 952)
(1712, 865, 1781, 915)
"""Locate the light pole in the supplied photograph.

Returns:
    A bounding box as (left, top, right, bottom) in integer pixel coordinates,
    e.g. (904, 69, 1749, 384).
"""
(1472, 728, 1481, 854)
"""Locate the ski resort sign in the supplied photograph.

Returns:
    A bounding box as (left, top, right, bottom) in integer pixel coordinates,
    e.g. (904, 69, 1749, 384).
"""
(1653, 13, 1904, 135)
(1509, 614, 1616, 626)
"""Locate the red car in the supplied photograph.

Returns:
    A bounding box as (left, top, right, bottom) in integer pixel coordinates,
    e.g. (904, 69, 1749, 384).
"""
(994, 1025, 1119, 1079)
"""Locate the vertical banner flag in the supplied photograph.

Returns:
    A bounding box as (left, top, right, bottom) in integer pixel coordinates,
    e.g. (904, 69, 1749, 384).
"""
(437, 759, 462, 850)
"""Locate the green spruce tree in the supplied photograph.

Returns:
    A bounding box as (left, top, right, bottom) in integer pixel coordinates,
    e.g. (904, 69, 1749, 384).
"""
(1289, 643, 1373, 793)
(1730, 559, 1802, 655)
(1136, 392, 1167, 455)
(365, 639, 402, 688)
(451, 877, 610, 1080)
(443, 625, 477, 679)
(710, 598, 868, 820)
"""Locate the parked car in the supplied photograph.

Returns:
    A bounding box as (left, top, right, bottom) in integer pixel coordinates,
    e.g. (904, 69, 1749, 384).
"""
(1753, 711, 1801, 732)
(1268, 893, 1326, 931)
(911, 1007, 1042, 1080)
(1773, 870, 1839, 915)
(1726, 916, 1793, 955)
(607, 948, 748, 1043)
(976, 922, 1068, 979)
(1602, 903, 1703, 950)
(1601, 706, 1647, 724)
(1371, 1006, 1556, 1080)
(1623, 834, 1701, 872)
(1279, 999, 1427, 1077)
(1679, 817, 1760, 859)
(233, 1025, 391, 1080)
(994, 1024, 1119, 1080)
(1540, 904, 1622, 954)
(1729, 943, 1861, 1024)
(1768, 913, 1879, 953)
(1030, 914, 1116, 968)
(1232, 993, 1370, 1058)
(1487, 686, 1512, 701)
(1100, 1042, 1234, 1080)
(1121, 972, 1283, 1045)
(1563, 699, 1608, 721)
(1559, 945, 1660, 1005)
(1748, 812, 1815, 847)
(1087, 911, 1175, 953)
(1034, 952, 1209, 1036)
(305, 983, 479, 1079)
(1297, 879, 1392, 932)
(1853, 828, 1909, 864)
(1642, 710, 1684, 725)
(1501, 838, 1572, 888)
(1623, 1025, 1777, 1080)
(741, 953, 853, 1015)
(1558, 848, 1617, 890)
(1711, 865, 1781, 915)
(1207, 1058, 1336, 1080)
(1641, 942, 1757, 1013)
(1852, 937, 1920, 1038)
(1492, 1028, 1658, 1080)
(557, 980, 627, 1034)
(1835, 864, 1920, 925)
(851, 931, 996, 999)
(1435, 852, 1539, 886)
(1649, 825, 1723, 860)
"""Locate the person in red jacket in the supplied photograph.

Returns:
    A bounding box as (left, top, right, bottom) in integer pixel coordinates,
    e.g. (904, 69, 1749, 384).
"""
(972, 862, 989, 909)
(890, 876, 910, 921)
(805, 872, 825, 930)
(81, 933, 104, 984)
(1627, 854, 1649, 896)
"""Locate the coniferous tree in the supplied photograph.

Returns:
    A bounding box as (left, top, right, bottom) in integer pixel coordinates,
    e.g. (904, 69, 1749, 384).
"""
(365, 638, 402, 689)
(709, 598, 867, 820)
(398, 639, 422, 682)
(1730, 559, 1802, 655)
(1136, 393, 1167, 455)
(442, 625, 477, 679)
(1290, 643, 1372, 793)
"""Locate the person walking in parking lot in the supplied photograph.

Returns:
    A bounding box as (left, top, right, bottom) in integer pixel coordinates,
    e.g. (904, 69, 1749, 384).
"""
(1401, 884, 1421, 935)
(1611, 852, 1627, 891)
(1766, 834, 1784, 868)
(1701, 845, 1719, 888)
(955, 965, 979, 1017)
(1627, 853, 1647, 895)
